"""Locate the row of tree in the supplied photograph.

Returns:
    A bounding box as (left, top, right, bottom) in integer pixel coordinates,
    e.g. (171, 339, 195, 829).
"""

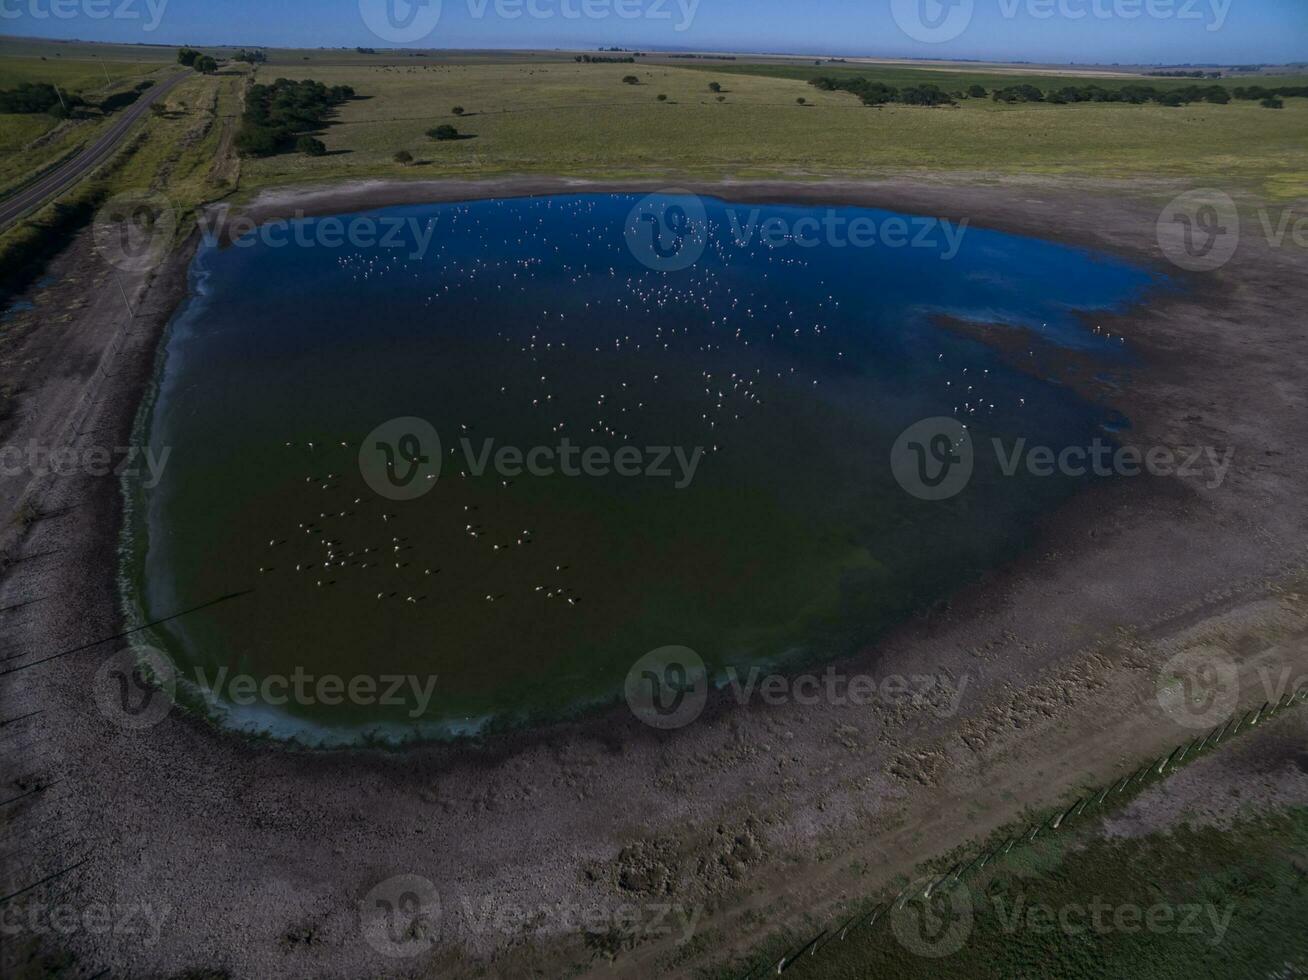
(177, 48, 218, 73)
(812, 74, 1305, 109)
(0, 79, 150, 118)
(0, 82, 82, 115)
(810, 76, 955, 106)
(235, 78, 355, 158)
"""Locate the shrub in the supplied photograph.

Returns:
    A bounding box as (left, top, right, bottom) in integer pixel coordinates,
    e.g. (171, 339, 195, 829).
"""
(428, 124, 459, 140)
(708, 82, 721, 92)
(1261, 96, 1284, 108)
(451, 105, 465, 115)
(715, 95, 725, 102)
(296, 136, 327, 156)
(967, 84, 987, 98)
(796, 97, 806, 105)
(622, 75, 639, 85)
(393, 150, 414, 165)
(657, 93, 667, 101)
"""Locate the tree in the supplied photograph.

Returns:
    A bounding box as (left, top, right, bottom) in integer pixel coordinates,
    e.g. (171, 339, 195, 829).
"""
(622, 75, 639, 85)
(708, 81, 722, 92)
(235, 126, 280, 157)
(1261, 96, 1284, 108)
(451, 105, 465, 115)
(296, 136, 327, 156)
(796, 97, 806, 105)
(393, 150, 414, 165)
(0, 82, 83, 115)
(428, 124, 459, 140)
(967, 84, 986, 98)
(898, 84, 954, 106)
(195, 56, 218, 74)
(177, 47, 201, 67)
(715, 95, 725, 102)
(657, 93, 667, 101)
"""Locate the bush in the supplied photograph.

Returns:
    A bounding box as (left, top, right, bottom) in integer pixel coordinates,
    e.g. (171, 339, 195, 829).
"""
(451, 105, 464, 115)
(296, 136, 327, 156)
(1261, 96, 1284, 108)
(967, 84, 987, 98)
(177, 47, 201, 67)
(393, 150, 414, 165)
(715, 95, 725, 102)
(622, 75, 639, 85)
(657, 93, 667, 101)
(796, 97, 806, 105)
(708, 81, 721, 92)
(428, 124, 459, 140)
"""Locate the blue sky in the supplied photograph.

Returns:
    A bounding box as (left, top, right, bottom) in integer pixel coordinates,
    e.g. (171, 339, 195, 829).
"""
(3, 0, 1305, 64)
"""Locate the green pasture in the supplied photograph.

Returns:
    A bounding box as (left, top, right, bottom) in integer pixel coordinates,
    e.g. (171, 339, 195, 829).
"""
(233, 61, 1308, 198)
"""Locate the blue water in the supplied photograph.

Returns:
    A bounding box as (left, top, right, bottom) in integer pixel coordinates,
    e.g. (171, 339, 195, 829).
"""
(125, 193, 1160, 744)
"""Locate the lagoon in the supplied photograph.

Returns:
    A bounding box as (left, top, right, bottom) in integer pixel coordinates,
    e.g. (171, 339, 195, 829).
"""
(124, 193, 1158, 743)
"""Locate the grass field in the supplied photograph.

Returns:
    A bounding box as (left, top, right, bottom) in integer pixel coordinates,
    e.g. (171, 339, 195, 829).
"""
(3, 36, 1305, 203)
(1, 39, 1305, 276)
(730, 807, 1308, 979)
(233, 60, 1308, 198)
(0, 50, 179, 195)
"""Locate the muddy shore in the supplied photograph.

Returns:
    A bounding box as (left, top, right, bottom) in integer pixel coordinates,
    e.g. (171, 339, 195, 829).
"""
(1, 176, 1306, 978)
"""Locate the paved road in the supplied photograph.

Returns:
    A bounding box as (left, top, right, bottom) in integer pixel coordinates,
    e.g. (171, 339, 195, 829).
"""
(0, 71, 188, 230)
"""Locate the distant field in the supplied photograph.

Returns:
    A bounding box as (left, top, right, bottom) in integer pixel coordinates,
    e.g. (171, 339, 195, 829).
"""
(0, 54, 166, 90)
(234, 61, 1308, 198)
(0, 35, 579, 68)
(698, 60, 1308, 93)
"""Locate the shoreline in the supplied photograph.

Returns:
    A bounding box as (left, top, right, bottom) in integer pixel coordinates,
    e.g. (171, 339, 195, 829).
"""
(3, 175, 1306, 978)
